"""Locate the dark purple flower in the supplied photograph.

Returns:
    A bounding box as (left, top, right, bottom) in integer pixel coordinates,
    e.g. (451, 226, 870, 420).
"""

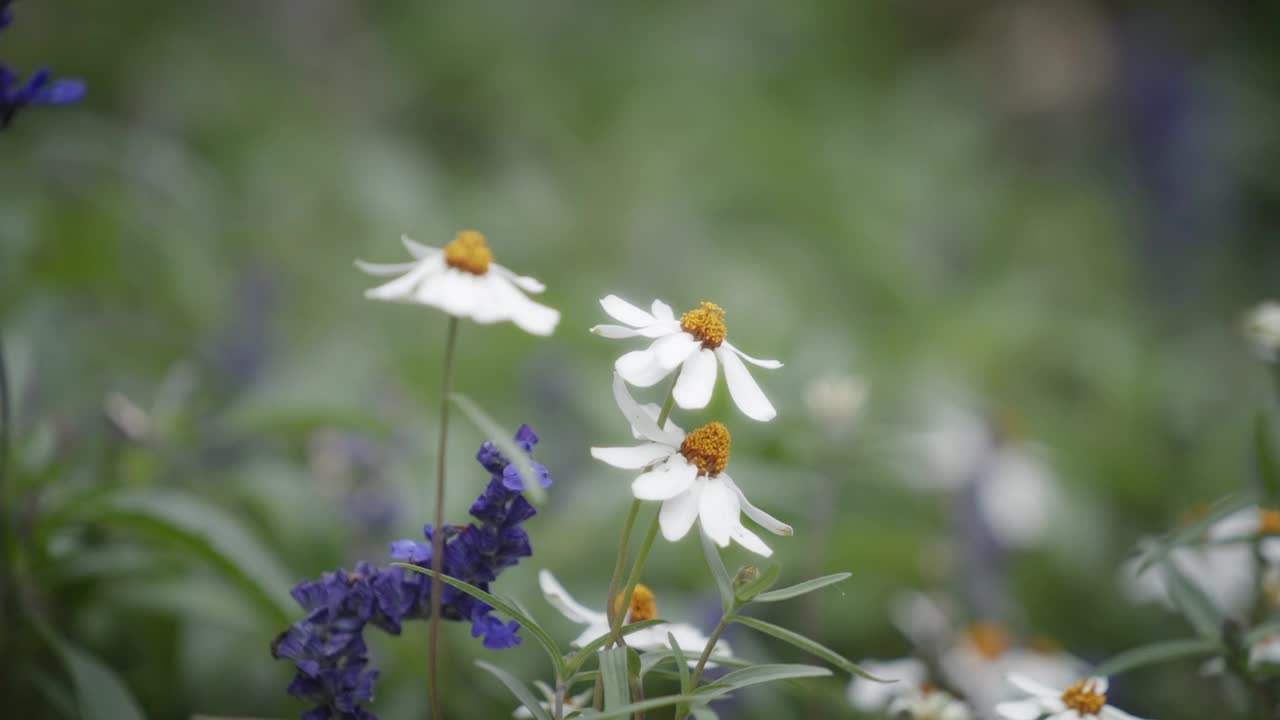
(0, 6, 85, 129)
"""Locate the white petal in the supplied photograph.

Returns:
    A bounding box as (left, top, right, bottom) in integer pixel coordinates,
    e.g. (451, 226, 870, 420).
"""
(363, 260, 436, 301)
(673, 349, 717, 409)
(416, 267, 472, 315)
(600, 295, 657, 327)
(731, 523, 773, 557)
(505, 288, 561, 335)
(591, 443, 674, 469)
(723, 341, 783, 369)
(720, 473, 792, 536)
(653, 332, 700, 369)
(490, 262, 546, 293)
(717, 347, 777, 421)
(698, 477, 740, 547)
(995, 700, 1043, 720)
(616, 346, 674, 388)
(1101, 707, 1145, 720)
(1006, 673, 1061, 699)
(659, 483, 703, 541)
(468, 274, 514, 323)
(401, 235, 440, 259)
(610, 373, 684, 444)
(354, 260, 419, 276)
(633, 459, 698, 501)
(538, 570, 609, 626)
(591, 324, 644, 339)
(651, 299, 676, 322)
(1090, 677, 1109, 693)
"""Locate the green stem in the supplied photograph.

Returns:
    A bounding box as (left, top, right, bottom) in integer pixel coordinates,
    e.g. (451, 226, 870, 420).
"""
(0, 340, 10, 638)
(655, 376, 678, 430)
(605, 500, 642, 629)
(609, 511, 660, 644)
(554, 681, 566, 720)
(428, 317, 460, 720)
(675, 615, 733, 720)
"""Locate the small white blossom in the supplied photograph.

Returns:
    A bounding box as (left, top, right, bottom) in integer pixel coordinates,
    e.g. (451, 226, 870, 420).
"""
(536, 570, 732, 665)
(591, 295, 782, 421)
(591, 374, 792, 556)
(1245, 301, 1280, 363)
(356, 231, 559, 335)
(996, 675, 1145, 720)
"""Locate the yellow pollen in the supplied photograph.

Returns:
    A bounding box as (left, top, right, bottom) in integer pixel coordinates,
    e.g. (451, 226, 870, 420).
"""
(1060, 680, 1107, 716)
(443, 230, 494, 275)
(1261, 509, 1280, 535)
(680, 422, 731, 477)
(965, 622, 1010, 660)
(680, 302, 728, 349)
(614, 584, 658, 623)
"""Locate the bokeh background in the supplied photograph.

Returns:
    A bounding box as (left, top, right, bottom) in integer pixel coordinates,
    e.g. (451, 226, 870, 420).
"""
(4, 1, 1280, 718)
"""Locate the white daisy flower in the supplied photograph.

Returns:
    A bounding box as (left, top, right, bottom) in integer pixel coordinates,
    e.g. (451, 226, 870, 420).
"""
(512, 680, 591, 719)
(356, 231, 560, 335)
(591, 295, 782, 421)
(888, 690, 976, 720)
(590, 374, 792, 556)
(847, 657, 928, 712)
(537, 570, 732, 664)
(996, 675, 1146, 720)
(1245, 300, 1280, 363)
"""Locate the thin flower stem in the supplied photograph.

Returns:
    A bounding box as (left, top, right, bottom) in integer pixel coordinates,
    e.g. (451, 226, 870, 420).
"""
(674, 615, 733, 720)
(610, 510, 660, 644)
(605, 500, 642, 629)
(655, 376, 678, 430)
(554, 682, 566, 720)
(0, 341, 11, 625)
(428, 316, 460, 720)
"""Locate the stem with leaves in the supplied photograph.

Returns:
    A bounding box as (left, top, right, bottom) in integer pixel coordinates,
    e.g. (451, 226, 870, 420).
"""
(428, 316, 460, 720)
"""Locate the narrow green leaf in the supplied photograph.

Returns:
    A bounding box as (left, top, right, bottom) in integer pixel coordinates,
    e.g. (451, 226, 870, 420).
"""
(475, 661, 553, 720)
(670, 632, 692, 694)
(699, 531, 734, 611)
(29, 669, 77, 720)
(600, 647, 631, 710)
(1092, 638, 1221, 677)
(694, 663, 832, 693)
(59, 641, 147, 720)
(1161, 557, 1223, 641)
(752, 573, 852, 604)
(392, 564, 565, 677)
(1258, 414, 1280, 501)
(449, 392, 545, 504)
(1155, 494, 1257, 562)
(90, 490, 294, 625)
(577, 693, 711, 719)
(730, 615, 888, 681)
(564, 619, 668, 674)
(733, 564, 780, 605)
(639, 651, 752, 679)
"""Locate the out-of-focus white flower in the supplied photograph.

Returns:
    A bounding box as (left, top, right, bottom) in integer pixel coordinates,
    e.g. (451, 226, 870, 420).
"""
(591, 295, 782, 421)
(908, 403, 1058, 549)
(512, 681, 591, 719)
(804, 373, 869, 431)
(848, 656, 975, 720)
(537, 570, 731, 664)
(1120, 506, 1280, 619)
(356, 231, 559, 335)
(889, 690, 976, 720)
(1245, 301, 1280, 363)
(942, 628, 1089, 719)
(590, 374, 792, 556)
(996, 675, 1145, 720)
(1251, 635, 1280, 670)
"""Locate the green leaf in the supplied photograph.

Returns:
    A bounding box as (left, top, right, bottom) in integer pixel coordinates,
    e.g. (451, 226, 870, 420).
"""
(639, 651, 751, 678)
(576, 693, 711, 719)
(695, 663, 832, 693)
(752, 573, 852, 604)
(733, 564, 781, 605)
(564, 619, 668, 674)
(449, 392, 545, 504)
(1258, 414, 1280, 501)
(699, 531, 734, 612)
(475, 661, 553, 720)
(730, 615, 888, 681)
(1161, 556, 1223, 641)
(670, 632, 692, 694)
(392, 564, 565, 677)
(1092, 638, 1221, 677)
(1152, 494, 1257, 564)
(600, 647, 631, 710)
(59, 640, 147, 720)
(90, 490, 294, 625)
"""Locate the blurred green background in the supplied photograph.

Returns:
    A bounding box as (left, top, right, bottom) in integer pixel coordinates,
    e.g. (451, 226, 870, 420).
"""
(4, 1, 1280, 718)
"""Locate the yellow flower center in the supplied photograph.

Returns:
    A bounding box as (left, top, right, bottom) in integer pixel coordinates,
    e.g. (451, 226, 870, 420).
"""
(1261, 509, 1280, 535)
(443, 230, 494, 275)
(964, 622, 1010, 660)
(614, 583, 658, 622)
(1060, 680, 1107, 716)
(680, 302, 727, 349)
(679, 422, 731, 477)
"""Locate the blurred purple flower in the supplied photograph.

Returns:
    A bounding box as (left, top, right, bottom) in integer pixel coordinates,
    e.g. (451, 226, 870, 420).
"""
(0, 6, 84, 129)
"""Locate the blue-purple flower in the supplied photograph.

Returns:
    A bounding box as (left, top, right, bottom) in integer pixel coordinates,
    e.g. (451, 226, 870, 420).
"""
(1, 5, 85, 129)
(273, 425, 550, 719)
